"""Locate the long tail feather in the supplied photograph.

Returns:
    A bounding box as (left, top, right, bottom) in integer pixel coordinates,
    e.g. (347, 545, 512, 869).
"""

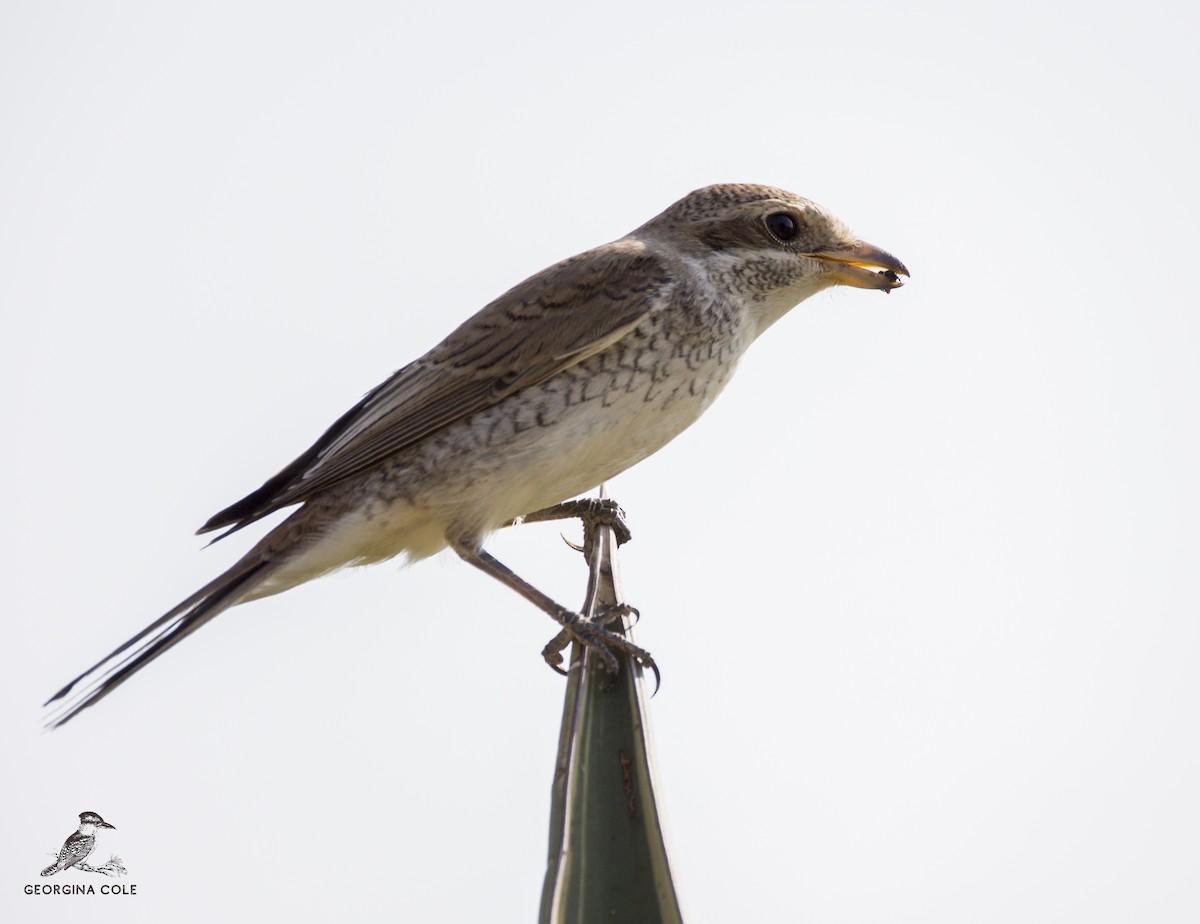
(44, 559, 272, 729)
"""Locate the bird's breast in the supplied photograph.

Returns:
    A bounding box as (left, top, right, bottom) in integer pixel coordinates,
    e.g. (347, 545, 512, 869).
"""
(405, 298, 751, 523)
(276, 294, 754, 574)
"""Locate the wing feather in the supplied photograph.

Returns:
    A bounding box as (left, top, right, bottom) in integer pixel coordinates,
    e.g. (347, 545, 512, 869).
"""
(199, 238, 670, 535)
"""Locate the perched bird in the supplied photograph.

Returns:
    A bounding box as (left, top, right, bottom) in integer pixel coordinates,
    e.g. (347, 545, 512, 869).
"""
(45, 183, 907, 727)
(40, 812, 116, 876)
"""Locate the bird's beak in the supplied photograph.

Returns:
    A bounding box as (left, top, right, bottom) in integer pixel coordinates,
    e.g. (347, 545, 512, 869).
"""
(809, 240, 909, 293)
(100, 821, 116, 829)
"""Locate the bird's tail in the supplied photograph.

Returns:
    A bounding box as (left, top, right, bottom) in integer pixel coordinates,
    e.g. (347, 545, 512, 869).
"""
(43, 557, 273, 729)
(40, 862, 61, 877)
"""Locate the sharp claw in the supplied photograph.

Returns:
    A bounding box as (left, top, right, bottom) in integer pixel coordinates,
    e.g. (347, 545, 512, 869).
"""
(560, 533, 585, 553)
(646, 661, 661, 696)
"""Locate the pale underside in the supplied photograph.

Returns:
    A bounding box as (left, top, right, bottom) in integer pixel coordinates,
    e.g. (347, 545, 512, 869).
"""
(248, 292, 749, 599)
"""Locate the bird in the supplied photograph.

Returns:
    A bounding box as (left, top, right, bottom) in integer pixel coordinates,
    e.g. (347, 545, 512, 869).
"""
(40, 812, 116, 876)
(45, 182, 907, 727)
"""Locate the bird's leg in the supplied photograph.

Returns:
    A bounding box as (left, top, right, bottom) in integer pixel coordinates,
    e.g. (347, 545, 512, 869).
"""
(490, 495, 650, 679)
(452, 542, 655, 678)
(503, 497, 641, 669)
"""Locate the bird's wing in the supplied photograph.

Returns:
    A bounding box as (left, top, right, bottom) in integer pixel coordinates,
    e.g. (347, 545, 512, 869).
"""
(200, 238, 671, 536)
(57, 833, 93, 868)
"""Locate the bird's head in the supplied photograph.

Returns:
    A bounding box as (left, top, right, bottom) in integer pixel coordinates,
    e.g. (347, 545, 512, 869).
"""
(639, 183, 908, 334)
(78, 812, 115, 831)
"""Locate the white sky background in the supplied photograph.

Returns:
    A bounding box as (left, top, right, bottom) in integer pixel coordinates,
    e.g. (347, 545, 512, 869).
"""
(2, 1, 1197, 921)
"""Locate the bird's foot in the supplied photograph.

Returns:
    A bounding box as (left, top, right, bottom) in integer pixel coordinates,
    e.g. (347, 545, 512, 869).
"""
(541, 603, 642, 672)
(542, 604, 659, 691)
(511, 497, 632, 549)
(453, 531, 657, 691)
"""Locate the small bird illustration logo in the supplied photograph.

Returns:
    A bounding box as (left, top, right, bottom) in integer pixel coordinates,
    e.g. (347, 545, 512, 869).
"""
(40, 812, 116, 876)
(44, 183, 908, 727)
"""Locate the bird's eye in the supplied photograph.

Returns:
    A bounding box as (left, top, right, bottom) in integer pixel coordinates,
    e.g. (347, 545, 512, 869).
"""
(765, 212, 799, 242)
